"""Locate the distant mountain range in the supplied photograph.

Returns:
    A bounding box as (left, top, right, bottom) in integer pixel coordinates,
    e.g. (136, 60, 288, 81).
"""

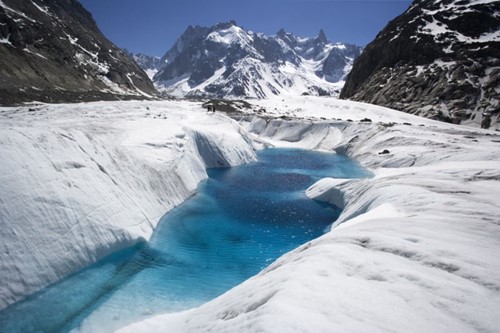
(123, 50, 161, 80)
(0, 0, 157, 105)
(341, 0, 500, 124)
(135, 21, 362, 99)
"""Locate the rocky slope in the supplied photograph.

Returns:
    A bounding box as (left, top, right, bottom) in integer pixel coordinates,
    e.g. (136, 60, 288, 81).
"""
(154, 21, 361, 98)
(340, 0, 500, 126)
(0, 0, 157, 105)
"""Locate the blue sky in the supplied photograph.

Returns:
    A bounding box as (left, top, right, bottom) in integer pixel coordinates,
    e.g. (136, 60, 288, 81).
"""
(79, 0, 412, 56)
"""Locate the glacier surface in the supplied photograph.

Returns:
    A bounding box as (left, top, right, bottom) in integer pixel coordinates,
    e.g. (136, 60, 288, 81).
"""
(1, 97, 500, 333)
(119, 97, 500, 333)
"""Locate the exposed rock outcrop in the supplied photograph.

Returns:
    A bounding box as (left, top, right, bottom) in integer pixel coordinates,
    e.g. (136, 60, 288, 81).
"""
(340, 0, 500, 126)
(0, 0, 157, 105)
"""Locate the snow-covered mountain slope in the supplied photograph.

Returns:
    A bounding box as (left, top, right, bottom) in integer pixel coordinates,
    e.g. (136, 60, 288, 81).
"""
(153, 21, 361, 98)
(118, 97, 500, 333)
(0, 100, 255, 310)
(124, 51, 161, 80)
(0, 0, 157, 105)
(341, 0, 500, 126)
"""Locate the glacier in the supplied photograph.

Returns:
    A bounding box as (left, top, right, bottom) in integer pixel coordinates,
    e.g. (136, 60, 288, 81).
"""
(1, 96, 500, 333)
(119, 97, 500, 333)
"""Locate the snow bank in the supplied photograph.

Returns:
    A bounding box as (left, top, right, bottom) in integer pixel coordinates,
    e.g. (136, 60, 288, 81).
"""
(120, 97, 500, 333)
(0, 100, 256, 310)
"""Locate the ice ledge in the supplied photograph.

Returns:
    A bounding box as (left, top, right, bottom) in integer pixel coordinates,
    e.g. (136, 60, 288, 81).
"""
(307, 178, 406, 231)
(306, 177, 350, 209)
(187, 120, 256, 168)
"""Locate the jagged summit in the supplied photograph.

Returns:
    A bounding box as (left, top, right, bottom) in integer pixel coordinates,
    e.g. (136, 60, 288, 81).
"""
(151, 22, 362, 99)
(277, 28, 287, 36)
(212, 20, 238, 30)
(316, 29, 328, 44)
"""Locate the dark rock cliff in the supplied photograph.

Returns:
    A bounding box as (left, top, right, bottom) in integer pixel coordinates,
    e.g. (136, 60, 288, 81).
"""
(340, 0, 500, 126)
(0, 0, 157, 105)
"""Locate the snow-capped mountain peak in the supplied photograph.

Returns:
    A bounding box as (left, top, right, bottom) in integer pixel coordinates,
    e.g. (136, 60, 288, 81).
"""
(152, 22, 362, 98)
(205, 21, 252, 47)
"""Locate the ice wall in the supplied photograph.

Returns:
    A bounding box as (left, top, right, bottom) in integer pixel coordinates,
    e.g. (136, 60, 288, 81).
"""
(0, 101, 256, 310)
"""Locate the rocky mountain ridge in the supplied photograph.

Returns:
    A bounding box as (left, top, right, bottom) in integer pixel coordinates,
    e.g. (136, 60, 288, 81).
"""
(0, 0, 157, 105)
(153, 21, 362, 99)
(340, 0, 500, 127)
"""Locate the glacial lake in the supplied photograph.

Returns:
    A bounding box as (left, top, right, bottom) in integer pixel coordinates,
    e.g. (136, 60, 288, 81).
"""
(0, 148, 371, 333)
